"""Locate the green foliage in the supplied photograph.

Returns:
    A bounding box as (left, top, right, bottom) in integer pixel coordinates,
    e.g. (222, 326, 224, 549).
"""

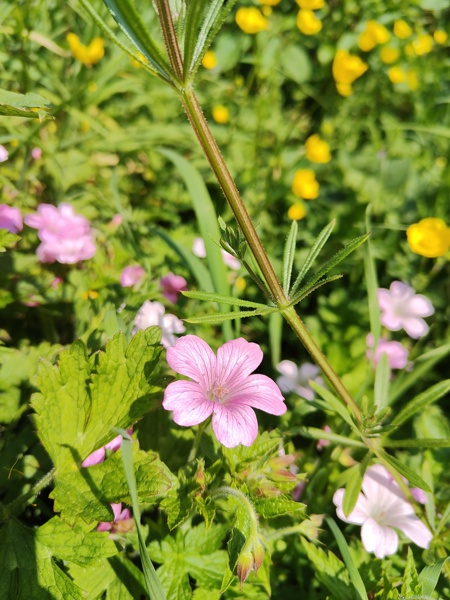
(0, 229, 20, 252)
(0, 88, 51, 119)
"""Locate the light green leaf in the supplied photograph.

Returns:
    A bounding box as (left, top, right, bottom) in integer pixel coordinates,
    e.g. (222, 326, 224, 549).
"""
(282, 220, 298, 295)
(157, 562, 191, 600)
(310, 382, 360, 433)
(419, 557, 449, 595)
(184, 306, 277, 324)
(374, 352, 390, 410)
(254, 495, 306, 519)
(268, 311, 283, 369)
(325, 517, 368, 600)
(343, 455, 371, 518)
(363, 210, 381, 346)
(378, 450, 432, 492)
(0, 230, 20, 252)
(289, 426, 365, 448)
(290, 220, 335, 296)
(0, 88, 51, 119)
(301, 538, 354, 600)
(182, 290, 268, 309)
(401, 547, 422, 597)
(383, 438, 450, 448)
(280, 44, 312, 84)
(289, 274, 344, 306)
(390, 379, 450, 427)
(183, 0, 208, 80)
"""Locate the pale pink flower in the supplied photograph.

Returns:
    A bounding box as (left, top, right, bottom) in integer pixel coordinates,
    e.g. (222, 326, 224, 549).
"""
(120, 265, 145, 287)
(97, 503, 132, 533)
(0, 145, 8, 162)
(163, 335, 286, 448)
(133, 300, 185, 348)
(378, 281, 434, 339)
(192, 237, 241, 270)
(25, 203, 96, 264)
(160, 273, 188, 303)
(276, 360, 323, 401)
(366, 334, 409, 369)
(0, 205, 23, 233)
(31, 147, 42, 160)
(82, 433, 126, 467)
(333, 464, 432, 559)
(317, 425, 331, 450)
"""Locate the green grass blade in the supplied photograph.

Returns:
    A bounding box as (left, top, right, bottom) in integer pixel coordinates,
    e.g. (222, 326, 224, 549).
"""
(419, 558, 449, 596)
(390, 379, 450, 428)
(290, 220, 335, 296)
(118, 431, 166, 600)
(363, 209, 381, 347)
(282, 220, 297, 295)
(384, 438, 450, 448)
(325, 517, 368, 600)
(182, 290, 267, 309)
(374, 352, 390, 410)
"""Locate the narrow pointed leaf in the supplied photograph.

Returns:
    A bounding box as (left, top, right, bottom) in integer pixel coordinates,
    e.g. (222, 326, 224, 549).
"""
(374, 352, 390, 410)
(289, 275, 343, 306)
(185, 307, 277, 324)
(390, 379, 450, 427)
(282, 220, 298, 295)
(384, 438, 450, 448)
(0, 88, 51, 119)
(183, 0, 208, 80)
(363, 211, 381, 345)
(343, 454, 371, 517)
(290, 220, 335, 296)
(419, 558, 449, 596)
(182, 290, 268, 309)
(289, 426, 365, 448)
(325, 517, 368, 600)
(378, 450, 432, 492)
(310, 382, 360, 433)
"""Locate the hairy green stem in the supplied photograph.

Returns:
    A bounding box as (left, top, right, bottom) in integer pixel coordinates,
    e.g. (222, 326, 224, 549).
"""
(1, 467, 55, 522)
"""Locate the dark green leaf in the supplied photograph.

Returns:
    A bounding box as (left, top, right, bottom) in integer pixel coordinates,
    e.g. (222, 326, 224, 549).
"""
(378, 450, 432, 492)
(390, 379, 450, 427)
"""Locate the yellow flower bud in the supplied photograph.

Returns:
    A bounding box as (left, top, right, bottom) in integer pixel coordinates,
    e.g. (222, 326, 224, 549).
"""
(332, 50, 368, 85)
(235, 7, 268, 34)
(388, 66, 406, 84)
(380, 46, 399, 64)
(202, 50, 217, 69)
(292, 169, 319, 200)
(407, 218, 450, 258)
(212, 105, 229, 124)
(288, 202, 307, 220)
(393, 20, 412, 39)
(297, 9, 322, 35)
(305, 134, 331, 163)
(434, 30, 448, 45)
(296, 0, 324, 9)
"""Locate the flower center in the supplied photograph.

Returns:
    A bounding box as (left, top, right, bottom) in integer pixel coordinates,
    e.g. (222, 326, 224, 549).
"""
(209, 381, 229, 404)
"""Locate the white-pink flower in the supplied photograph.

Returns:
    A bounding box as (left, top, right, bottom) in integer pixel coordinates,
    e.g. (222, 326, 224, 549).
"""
(333, 464, 432, 559)
(120, 265, 145, 287)
(0, 205, 23, 233)
(160, 272, 188, 303)
(133, 300, 185, 348)
(192, 237, 241, 270)
(366, 334, 409, 369)
(82, 433, 128, 467)
(163, 335, 286, 448)
(276, 360, 323, 401)
(0, 145, 8, 162)
(25, 203, 96, 264)
(97, 503, 132, 533)
(378, 281, 434, 339)
(31, 147, 42, 160)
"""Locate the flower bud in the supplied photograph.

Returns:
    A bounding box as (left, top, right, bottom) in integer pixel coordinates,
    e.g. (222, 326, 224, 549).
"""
(237, 550, 254, 584)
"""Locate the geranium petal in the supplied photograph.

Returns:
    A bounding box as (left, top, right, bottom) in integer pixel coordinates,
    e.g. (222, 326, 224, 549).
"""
(276, 360, 298, 379)
(216, 338, 263, 384)
(227, 374, 286, 415)
(163, 380, 213, 426)
(395, 514, 433, 549)
(402, 317, 429, 339)
(333, 489, 369, 525)
(166, 335, 216, 388)
(212, 403, 258, 447)
(407, 294, 434, 317)
(380, 312, 403, 331)
(362, 519, 398, 558)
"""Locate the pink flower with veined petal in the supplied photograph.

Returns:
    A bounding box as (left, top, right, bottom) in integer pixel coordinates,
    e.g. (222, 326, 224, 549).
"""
(192, 237, 241, 270)
(0, 205, 23, 233)
(378, 281, 434, 339)
(133, 300, 185, 348)
(120, 265, 145, 287)
(366, 334, 409, 369)
(81, 430, 132, 467)
(333, 464, 432, 559)
(97, 503, 133, 533)
(276, 360, 323, 401)
(163, 335, 286, 448)
(160, 273, 188, 303)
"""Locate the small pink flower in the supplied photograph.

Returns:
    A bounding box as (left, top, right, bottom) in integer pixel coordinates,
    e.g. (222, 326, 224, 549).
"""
(111, 214, 123, 227)
(0, 145, 8, 162)
(163, 335, 286, 448)
(366, 334, 409, 369)
(317, 425, 331, 450)
(192, 237, 241, 270)
(0, 205, 23, 233)
(378, 281, 434, 339)
(97, 503, 132, 533)
(31, 147, 42, 160)
(160, 273, 188, 303)
(82, 433, 128, 467)
(133, 300, 185, 348)
(276, 360, 323, 401)
(333, 464, 432, 559)
(120, 265, 145, 287)
(25, 203, 96, 264)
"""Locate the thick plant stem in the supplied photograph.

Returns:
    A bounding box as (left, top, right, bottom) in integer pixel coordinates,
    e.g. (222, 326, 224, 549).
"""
(179, 88, 362, 424)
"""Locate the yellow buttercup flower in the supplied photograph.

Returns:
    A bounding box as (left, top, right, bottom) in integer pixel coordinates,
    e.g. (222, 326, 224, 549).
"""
(388, 66, 406, 84)
(288, 202, 307, 220)
(202, 50, 218, 69)
(235, 276, 247, 292)
(358, 31, 377, 52)
(380, 46, 400, 64)
(261, 5, 273, 15)
(258, 0, 281, 5)
(358, 20, 390, 51)
(411, 34, 433, 55)
(66, 33, 104, 67)
(393, 20, 412, 39)
(407, 218, 450, 258)
(296, 0, 324, 8)
(297, 9, 322, 35)
(292, 169, 319, 200)
(406, 69, 419, 91)
(212, 105, 229, 124)
(305, 134, 331, 163)
(434, 30, 448, 44)
(332, 50, 368, 93)
(235, 7, 268, 34)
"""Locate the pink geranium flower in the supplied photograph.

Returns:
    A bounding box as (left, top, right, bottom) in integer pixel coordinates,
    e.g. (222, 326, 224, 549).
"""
(133, 300, 185, 348)
(0, 205, 23, 233)
(333, 464, 432, 559)
(276, 360, 323, 401)
(0, 145, 8, 162)
(163, 335, 286, 448)
(192, 237, 241, 270)
(97, 503, 132, 533)
(366, 334, 409, 369)
(120, 265, 145, 287)
(82, 433, 127, 467)
(160, 273, 188, 303)
(25, 203, 96, 264)
(378, 281, 434, 339)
